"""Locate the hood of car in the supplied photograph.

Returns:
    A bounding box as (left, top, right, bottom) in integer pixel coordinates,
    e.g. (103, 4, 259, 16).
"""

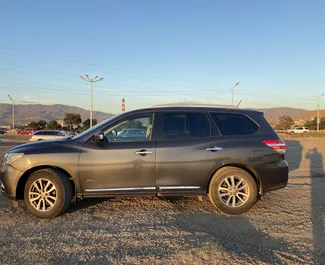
(8, 139, 71, 154)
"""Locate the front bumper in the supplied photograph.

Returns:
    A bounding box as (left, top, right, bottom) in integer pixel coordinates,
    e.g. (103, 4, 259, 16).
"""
(0, 165, 23, 201)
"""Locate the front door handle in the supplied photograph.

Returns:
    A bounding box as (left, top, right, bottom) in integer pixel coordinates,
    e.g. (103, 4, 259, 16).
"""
(206, 147, 223, 152)
(135, 149, 153, 156)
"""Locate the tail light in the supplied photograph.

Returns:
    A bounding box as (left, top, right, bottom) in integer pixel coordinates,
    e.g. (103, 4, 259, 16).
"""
(263, 140, 286, 154)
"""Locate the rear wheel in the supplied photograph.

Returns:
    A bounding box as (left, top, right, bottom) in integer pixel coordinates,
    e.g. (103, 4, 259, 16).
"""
(208, 167, 258, 214)
(24, 168, 72, 218)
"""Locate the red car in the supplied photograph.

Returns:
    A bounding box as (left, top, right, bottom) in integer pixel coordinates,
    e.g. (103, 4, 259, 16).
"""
(18, 128, 34, 135)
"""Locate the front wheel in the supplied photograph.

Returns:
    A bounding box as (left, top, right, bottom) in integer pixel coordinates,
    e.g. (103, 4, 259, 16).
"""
(24, 168, 73, 218)
(208, 167, 258, 214)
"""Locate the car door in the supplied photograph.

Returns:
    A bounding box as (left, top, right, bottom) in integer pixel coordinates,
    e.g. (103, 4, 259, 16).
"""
(155, 111, 227, 196)
(79, 113, 157, 196)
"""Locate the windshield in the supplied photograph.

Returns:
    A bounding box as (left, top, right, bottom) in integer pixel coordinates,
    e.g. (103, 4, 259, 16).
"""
(72, 114, 121, 140)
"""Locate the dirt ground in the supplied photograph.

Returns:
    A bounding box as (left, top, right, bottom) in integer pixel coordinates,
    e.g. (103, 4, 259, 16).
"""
(0, 139, 324, 264)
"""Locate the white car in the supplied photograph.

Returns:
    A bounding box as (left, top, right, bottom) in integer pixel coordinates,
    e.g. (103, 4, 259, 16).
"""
(286, 127, 309, 134)
(29, 130, 71, 142)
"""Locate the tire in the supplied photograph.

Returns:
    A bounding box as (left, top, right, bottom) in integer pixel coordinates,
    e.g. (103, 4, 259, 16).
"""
(290, 131, 294, 135)
(24, 168, 73, 219)
(208, 167, 258, 214)
(37, 139, 43, 141)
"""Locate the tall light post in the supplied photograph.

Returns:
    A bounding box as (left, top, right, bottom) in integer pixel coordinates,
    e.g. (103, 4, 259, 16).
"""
(80, 75, 104, 128)
(231, 82, 240, 106)
(315, 94, 324, 133)
(8, 95, 14, 130)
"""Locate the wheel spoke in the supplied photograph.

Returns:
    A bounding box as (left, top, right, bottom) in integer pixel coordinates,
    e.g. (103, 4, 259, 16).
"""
(231, 195, 236, 207)
(236, 194, 246, 203)
(42, 199, 46, 211)
(47, 195, 57, 202)
(36, 199, 42, 210)
(38, 180, 44, 191)
(226, 196, 232, 206)
(235, 179, 244, 188)
(30, 195, 41, 202)
(238, 184, 248, 191)
(47, 186, 56, 193)
(225, 178, 232, 188)
(230, 176, 235, 188)
(220, 193, 229, 198)
(45, 198, 55, 207)
(218, 186, 230, 192)
(237, 192, 249, 197)
(44, 181, 51, 192)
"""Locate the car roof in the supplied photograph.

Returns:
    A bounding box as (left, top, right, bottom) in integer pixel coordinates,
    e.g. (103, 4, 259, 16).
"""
(122, 106, 264, 116)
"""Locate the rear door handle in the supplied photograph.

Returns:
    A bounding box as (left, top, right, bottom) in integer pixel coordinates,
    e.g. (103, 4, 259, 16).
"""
(206, 147, 223, 152)
(135, 149, 153, 156)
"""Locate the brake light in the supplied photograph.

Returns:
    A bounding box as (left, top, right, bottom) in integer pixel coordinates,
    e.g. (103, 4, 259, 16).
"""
(263, 140, 286, 154)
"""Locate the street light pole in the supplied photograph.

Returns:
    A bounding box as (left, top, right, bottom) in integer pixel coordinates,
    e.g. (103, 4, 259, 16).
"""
(80, 75, 104, 128)
(315, 94, 324, 133)
(8, 95, 14, 131)
(231, 82, 240, 106)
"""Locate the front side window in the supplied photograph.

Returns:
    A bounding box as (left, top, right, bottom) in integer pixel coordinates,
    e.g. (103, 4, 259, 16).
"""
(210, 113, 258, 135)
(104, 114, 154, 142)
(162, 112, 210, 139)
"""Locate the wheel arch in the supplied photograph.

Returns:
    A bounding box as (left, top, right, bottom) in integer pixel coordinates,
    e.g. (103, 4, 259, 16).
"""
(16, 166, 76, 200)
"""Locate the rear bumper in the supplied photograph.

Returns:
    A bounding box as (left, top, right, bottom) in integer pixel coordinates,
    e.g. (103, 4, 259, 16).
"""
(258, 159, 289, 193)
(0, 165, 23, 201)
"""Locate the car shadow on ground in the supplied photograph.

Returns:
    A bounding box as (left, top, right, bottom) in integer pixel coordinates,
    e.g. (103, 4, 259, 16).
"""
(286, 140, 325, 264)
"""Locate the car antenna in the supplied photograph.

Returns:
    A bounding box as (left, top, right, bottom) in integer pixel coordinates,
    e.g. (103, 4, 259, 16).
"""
(237, 100, 242, 107)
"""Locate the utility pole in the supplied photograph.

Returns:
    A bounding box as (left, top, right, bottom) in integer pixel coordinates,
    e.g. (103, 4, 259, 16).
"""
(122, 98, 125, 112)
(231, 82, 240, 106)
(80, 75, 104, 128)
(315, 94, 324, 133)
(8, 95, 14, 131)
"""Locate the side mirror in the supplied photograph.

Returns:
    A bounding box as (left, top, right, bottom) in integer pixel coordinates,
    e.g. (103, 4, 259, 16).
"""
(94, 131, 105, 143)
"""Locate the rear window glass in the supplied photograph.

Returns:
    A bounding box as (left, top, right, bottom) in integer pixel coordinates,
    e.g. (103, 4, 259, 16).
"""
(210, 113, 258, 135)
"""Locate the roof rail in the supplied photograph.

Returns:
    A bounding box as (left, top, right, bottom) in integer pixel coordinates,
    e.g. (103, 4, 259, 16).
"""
(152, 103, 238, 109)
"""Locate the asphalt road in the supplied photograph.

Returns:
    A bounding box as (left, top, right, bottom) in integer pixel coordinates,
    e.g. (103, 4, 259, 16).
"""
(0, 139, 324, 264)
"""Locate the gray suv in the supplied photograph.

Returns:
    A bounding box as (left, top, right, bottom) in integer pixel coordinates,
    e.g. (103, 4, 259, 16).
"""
(0, 106, 289, 218)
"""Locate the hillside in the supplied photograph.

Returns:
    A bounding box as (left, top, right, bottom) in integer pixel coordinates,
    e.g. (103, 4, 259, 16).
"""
(257, 107, 308, 120)
(0, 104, 112, 126)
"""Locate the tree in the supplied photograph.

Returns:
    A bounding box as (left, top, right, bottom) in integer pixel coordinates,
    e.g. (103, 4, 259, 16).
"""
(275, 115, 294, 130)
(47, 120, 62, 130)
(36, 120, 47, 130)
(305, 119, 317, 130)
(28, 121, 38, 129)
(305, 117, 325, 130)
(82, 119, 98, 130)
(63, 113, 82, 130)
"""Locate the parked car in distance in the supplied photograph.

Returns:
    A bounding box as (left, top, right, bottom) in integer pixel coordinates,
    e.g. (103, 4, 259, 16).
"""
(286, 127, 309, 134)
(0, 128, 6, 134)
(29, 130, 71, 142)
(0, 105, 289, 218)
(18, 128, 34, 135)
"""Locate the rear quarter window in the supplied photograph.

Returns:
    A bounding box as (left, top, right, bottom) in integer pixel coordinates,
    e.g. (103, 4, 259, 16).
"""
(210, 113, 259, 135)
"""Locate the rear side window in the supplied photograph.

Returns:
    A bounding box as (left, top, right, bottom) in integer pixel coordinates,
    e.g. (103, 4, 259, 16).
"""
(210, 113, 258, 135)
(162, 112, 210, 139)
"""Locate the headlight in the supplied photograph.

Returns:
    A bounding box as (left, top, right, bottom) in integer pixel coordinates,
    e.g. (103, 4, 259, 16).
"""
(4, 153, 24, 165)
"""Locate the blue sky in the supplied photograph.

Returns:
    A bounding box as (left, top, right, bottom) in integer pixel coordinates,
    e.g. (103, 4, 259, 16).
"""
(1, 0, 325, 113)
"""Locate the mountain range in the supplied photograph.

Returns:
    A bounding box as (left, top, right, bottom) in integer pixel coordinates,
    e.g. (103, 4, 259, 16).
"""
(0, 103, 322, 126)
(0, 104, 112, 126)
